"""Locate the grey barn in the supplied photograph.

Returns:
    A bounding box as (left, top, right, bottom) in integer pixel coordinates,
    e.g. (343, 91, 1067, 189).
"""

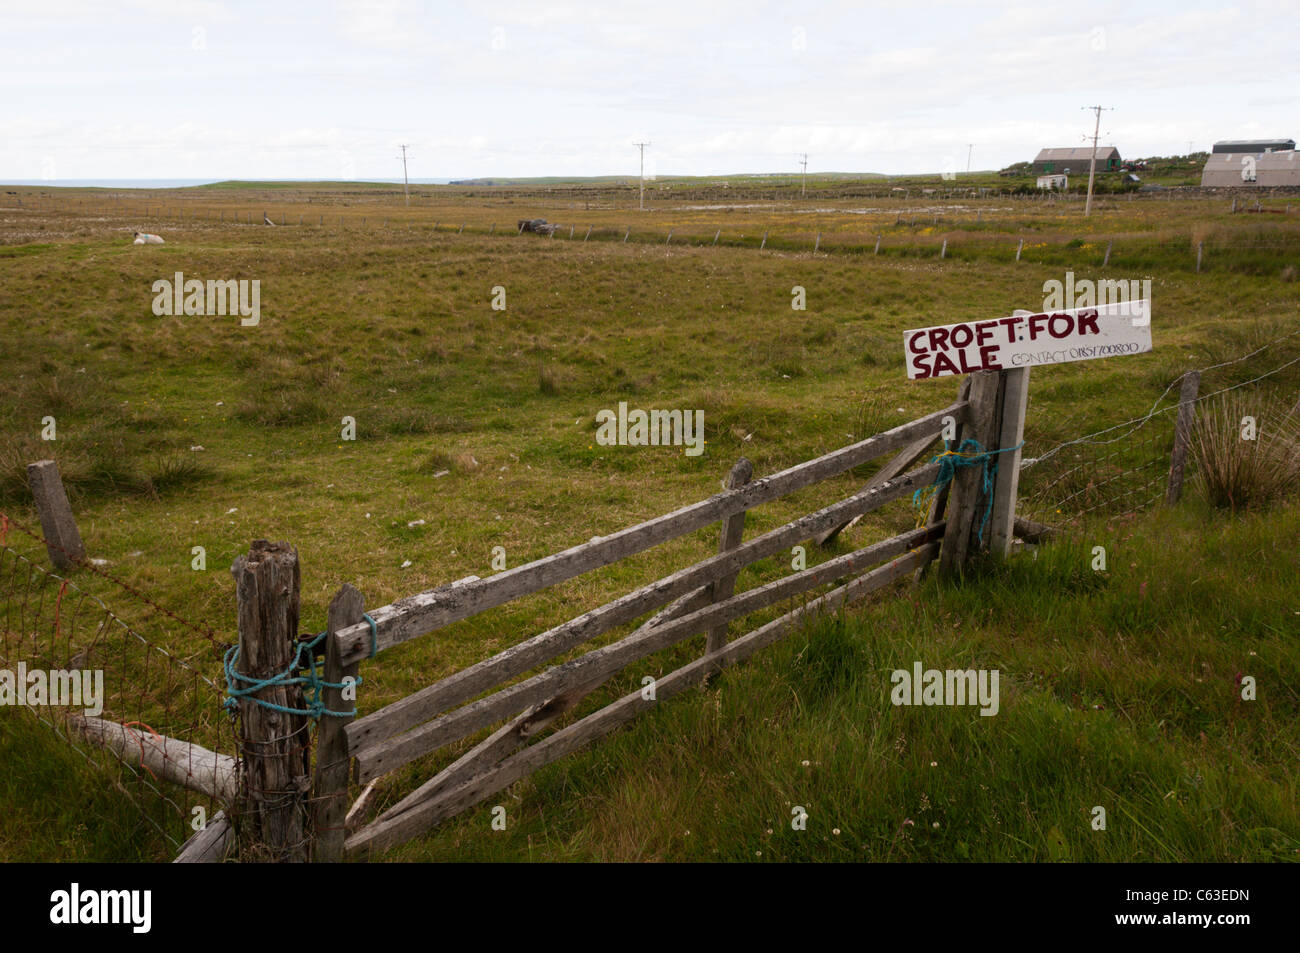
(1201, 149, 1300, 187)
(1211, 139, 1295, 155)
(1032, 147, 1121, 175)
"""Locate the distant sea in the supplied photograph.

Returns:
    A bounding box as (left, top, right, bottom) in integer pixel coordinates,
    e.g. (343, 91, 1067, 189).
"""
(0, 178, 453, 189)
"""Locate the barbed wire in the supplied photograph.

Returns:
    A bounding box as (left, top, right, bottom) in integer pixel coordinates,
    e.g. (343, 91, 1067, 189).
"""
(0, 510, 224, 652)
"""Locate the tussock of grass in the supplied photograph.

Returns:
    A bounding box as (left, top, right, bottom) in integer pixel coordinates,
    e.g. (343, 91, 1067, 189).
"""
(1193, 394, 1300, 511)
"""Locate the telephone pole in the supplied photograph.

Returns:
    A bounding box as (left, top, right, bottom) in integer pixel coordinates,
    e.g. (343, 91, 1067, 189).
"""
(1082, 105, 1112, 217)
(798, 153, 808, 197)
(633, 141, 651, 210)
(397, 144, 411, 206)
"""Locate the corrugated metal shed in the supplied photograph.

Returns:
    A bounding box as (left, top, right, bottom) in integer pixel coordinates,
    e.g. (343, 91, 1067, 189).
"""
(1211, 139, 1294, 154)
(1033, 147, 1121, 174)
(1201, 150, 1300, 187)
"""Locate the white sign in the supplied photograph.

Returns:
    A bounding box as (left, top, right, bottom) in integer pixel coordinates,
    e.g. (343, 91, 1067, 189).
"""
(904, 300, 1152, 380)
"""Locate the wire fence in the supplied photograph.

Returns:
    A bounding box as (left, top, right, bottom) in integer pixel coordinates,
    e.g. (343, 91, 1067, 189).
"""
(1019, 327, 1300, 527)
(0, 512, 237, 856)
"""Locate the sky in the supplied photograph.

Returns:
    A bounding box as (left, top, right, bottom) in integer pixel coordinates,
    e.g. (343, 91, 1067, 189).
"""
(1, 0, 1297, 181)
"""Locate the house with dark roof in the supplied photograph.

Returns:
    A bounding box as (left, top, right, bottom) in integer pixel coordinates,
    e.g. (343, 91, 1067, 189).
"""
(1033, 146, 1121, 175)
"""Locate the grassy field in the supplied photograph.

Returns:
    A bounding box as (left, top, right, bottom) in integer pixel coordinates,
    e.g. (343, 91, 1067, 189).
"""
(0, 180, 1297, 862)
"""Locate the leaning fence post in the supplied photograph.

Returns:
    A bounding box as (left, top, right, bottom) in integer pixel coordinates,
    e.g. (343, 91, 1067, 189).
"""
(875, 234, 882, 254)
(940, 238, 947, 259)
(1103, 240, 1113, 267)
(760, 231, 768, 250)
(988, 367, 1030, 556)
(814, 232, 821, 253)
(705, 459, 753, 665)
(1166, 370, 1201, 505)
(312, 583, 364, 862)
(938, 370, 1002, 580)
(230, 540, 311, 862)
(26, 460, 86, 570)
(1015, 238, 1024, 261)
(1196, 241, 1203, 273)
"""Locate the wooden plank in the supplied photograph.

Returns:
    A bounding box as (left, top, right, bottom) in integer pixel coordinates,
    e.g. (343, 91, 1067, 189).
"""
(988, 366, 1030, 556)
(814, 432, 937, 547)
(938, 371, 1001, 579)
(69, 715, 239, 801)
(173, 810, 232, 863)
(347, 544, 935, 854)
(351, 524, 941, 780)
(1166, 370, 1201, 505)
(345, 460, 941, 753)
(334, 400, 967, 664)
(311, 583, 364, 862)
(706, 459, 753, 659)
(26, 460, 86, 570)
(376, 581, 703, 825)
(1013, 516, 1055, 543)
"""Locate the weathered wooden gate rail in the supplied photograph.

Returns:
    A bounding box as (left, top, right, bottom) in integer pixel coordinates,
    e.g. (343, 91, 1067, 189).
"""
(189, 368, 1029, 860)
(332, 400, 967, 665)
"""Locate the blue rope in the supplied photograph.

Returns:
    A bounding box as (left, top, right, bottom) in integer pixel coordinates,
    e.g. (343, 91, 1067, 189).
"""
(223, 630, 362, 719)
(912, 437, 1025, 546)
(364, 612, 378, 658)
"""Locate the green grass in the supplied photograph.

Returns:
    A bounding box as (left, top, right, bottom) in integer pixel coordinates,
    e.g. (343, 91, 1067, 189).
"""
(372, 501, 1299, 862)
(0, 184, 1297, 861)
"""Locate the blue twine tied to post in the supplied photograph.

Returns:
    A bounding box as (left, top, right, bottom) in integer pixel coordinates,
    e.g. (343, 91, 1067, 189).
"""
(912, 437, 1024, 546)
(223, 612, 380, 717)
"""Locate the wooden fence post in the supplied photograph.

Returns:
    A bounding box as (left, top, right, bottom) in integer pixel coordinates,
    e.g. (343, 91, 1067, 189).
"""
(230, 540, 311, 862)
(940, 238, 947, 259)
(938, 371, 1001, 579)
(1103, 240, 1113, 267)
(713, 229, 720, 245)
(312, 583, 364, 862)
(875, 234, 882, 254)
(705, 459, 753, 665)
(814, 232, 821, 253)
(1166, 370, 1201, 505)
(1015, 238, 1024, 261)
(26, 460, 86, 570)
(1196, 241, 1203, 273)
(760, 231, 767, 250)
(988, 367, 1030, 556)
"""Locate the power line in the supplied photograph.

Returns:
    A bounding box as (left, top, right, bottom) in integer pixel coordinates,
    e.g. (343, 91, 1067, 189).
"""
(633, 141, 651, 210)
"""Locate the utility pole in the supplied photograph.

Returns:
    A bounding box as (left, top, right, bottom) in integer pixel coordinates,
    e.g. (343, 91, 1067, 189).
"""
(966, 143, 974, 175)
(1082, 105, 1112, 218)
(798, 153, 808, 197)
(633, 141, 651, 210)
(397, 144, 410, 206)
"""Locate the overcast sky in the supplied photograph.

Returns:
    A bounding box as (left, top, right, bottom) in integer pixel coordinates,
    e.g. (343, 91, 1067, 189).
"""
(2, 0, 1296, 181)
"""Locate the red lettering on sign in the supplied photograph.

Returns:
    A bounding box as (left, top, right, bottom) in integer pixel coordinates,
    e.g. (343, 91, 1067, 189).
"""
(998, 316, 1023, 342)
(979, 344, 1002, 369)
(975, 321, 998, 346)
(1028, 313, 1048, 340)
(932, 351, 960, 376)
(928, 327, 950, 352)
(950, 324, 973, 348)
(908, 331, 927, 354)
(1048, 314, 1073, 339)
(1077, 309, 1100, 335)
